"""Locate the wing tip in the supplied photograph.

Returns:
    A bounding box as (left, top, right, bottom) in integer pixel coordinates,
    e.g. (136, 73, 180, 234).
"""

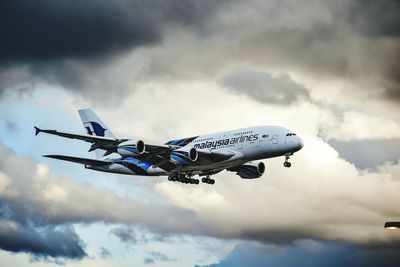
(34, 126, 42, 136)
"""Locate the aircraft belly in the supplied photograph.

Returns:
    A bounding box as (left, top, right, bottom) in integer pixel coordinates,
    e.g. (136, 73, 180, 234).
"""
(262, 144, 288, 158)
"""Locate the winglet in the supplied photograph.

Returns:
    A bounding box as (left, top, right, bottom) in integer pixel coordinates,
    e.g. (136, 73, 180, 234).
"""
(34, 126, 42, 136)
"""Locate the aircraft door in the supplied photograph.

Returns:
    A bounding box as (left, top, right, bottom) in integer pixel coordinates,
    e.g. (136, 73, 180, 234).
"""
(271, 135, 278, 144)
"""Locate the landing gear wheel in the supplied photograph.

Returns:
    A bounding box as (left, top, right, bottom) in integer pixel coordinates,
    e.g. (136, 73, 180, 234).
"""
(210, 179, 215, 184)
(201, 178, 206, 183)
(283, 162, 291, 168)
(194, 179, 199, 184)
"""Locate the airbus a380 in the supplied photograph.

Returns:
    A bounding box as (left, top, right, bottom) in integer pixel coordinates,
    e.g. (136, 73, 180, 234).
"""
(35, 109, 304, 185)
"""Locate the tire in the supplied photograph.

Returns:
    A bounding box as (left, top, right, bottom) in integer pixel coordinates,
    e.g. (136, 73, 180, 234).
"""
(283, 162, 289, 167)
(210, 179, 215, 184)
(195, 179, 199, 184)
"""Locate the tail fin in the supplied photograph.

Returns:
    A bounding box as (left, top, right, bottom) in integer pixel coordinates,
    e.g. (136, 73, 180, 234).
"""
(78, 108, 116, 158)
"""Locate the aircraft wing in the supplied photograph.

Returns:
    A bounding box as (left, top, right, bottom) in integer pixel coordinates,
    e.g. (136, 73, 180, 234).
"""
(36, 126, 237, 171)
(43, 155, 111, 166)
(35, 126, 128, 154)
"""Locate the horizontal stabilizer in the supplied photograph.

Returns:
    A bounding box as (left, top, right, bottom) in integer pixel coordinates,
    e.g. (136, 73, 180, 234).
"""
(43, 155, 110, 166)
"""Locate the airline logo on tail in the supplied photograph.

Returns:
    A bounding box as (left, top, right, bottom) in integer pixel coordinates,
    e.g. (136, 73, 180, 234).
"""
(84, 121, 107, 136)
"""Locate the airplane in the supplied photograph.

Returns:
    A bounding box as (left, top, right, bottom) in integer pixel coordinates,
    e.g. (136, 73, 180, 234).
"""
(35, 109, 304, 185)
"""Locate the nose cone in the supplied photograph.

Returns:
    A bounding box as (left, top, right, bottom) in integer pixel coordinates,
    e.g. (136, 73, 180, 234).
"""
(296, 136, 304, 151)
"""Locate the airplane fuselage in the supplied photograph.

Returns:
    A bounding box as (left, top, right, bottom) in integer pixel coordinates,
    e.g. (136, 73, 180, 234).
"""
(87, 125, 303, 176)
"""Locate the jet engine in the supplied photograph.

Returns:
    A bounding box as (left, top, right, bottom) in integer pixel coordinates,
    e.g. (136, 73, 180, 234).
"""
(235, 161, 265, 179)
(117, 140, 145, 156)
(170, 147, 198, 165)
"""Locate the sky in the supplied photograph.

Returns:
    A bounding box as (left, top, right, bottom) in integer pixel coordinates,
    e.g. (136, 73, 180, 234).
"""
(0, 0, 400, 266)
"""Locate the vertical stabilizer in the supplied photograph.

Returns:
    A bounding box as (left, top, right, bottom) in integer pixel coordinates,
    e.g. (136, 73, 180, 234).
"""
(78, 109, 116, 158)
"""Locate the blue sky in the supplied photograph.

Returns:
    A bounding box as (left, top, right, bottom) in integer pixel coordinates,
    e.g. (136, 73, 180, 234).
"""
(1, 0, 400, 266)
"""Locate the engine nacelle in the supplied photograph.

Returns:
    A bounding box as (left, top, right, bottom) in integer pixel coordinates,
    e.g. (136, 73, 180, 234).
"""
(117, 140, 145, 156)
(237, 161, 265, 179)
(170, 147, 198, 165)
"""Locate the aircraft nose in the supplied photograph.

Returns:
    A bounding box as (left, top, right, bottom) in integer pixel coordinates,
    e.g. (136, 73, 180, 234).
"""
(298, 137, 304, 150)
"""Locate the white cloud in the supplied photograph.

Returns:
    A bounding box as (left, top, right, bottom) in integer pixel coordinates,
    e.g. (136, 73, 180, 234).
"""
(321, 110, 400, 141)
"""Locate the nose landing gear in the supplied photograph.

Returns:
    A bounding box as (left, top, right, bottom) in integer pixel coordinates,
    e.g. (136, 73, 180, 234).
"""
(283, 153, 292, 168)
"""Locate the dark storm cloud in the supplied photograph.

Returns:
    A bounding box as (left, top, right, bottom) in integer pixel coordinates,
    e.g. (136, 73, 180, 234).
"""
(346, 0, 400, 37)
(233, 0, 400, 102)
(0, 0, 398, 104)
(203, 240, 400, 267)
(0, 219, 86, 260)
(0, 0, 223, 63)
(0, 0, 226, 103)
(219, 68, 311, 104)
(329, 139, 400, 170)
(0, 197, 87, 260)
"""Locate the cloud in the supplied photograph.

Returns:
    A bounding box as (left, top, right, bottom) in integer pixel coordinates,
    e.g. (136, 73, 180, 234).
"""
(318, 110, 400, 141)
(0, 0, 225, 103)
(0, 141, 197, 259)
(219, 68, 311, 104)
(0, 220, 86, 260)
(154, 135, 400, 246)
(329, 139, 400, 169)
(110, 227, 138, 245)
(0, 0, 398, 107)
(99, 247, 112, 259)
(0, 0, 225, 63)
(144, 251, 176, 264)
(201, 240, 400, 267)
(346, 0, 400, 37)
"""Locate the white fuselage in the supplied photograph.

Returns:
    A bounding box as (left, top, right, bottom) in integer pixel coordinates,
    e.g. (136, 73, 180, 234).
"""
(87, 126, 303, 176)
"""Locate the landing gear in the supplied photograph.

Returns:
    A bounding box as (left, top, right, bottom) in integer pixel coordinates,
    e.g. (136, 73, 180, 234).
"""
(168, 173, 200, 185)
(201, 175, 215, 184)
(283, 162, 291, 168)
(283, 153, 292, 168)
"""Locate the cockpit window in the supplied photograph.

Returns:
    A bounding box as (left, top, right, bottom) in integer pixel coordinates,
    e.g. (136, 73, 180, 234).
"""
(286, 133, 296, 136)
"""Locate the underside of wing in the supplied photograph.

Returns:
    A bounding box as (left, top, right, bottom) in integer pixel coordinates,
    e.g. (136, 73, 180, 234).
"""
(43, 155, 110, 166)
(134, 145, 178, 171)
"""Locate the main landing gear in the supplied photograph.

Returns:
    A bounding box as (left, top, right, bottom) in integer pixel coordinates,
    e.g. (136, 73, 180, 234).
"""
(168, 173, 199, 184)
(283, 153, 292, 168)
(167, 173, 215, 185)
(201, 175, 215, 185)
